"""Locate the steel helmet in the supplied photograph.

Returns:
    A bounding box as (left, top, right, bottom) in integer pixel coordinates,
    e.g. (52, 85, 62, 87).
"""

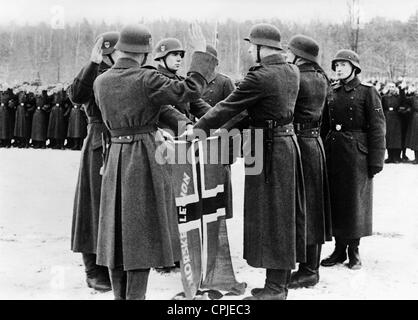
(288, 34, 319, 64)
(96, 31, 119, 55)
(115, 24, 152, 54)
(244, 23, 282, 50)
(153, 38, 185, 61)
(331, 49, 361, 74)
(206, 44, 218, 58)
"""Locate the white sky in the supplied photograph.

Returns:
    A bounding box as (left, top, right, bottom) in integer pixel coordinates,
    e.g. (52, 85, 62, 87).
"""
(0, 0, 417, 26)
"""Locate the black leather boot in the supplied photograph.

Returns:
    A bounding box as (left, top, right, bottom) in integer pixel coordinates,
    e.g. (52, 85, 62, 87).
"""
(126, 269, 150, 300)
(320, 239, 347, 267)
(109, 267, 127, 300)
(246, 269, 289, 300)
(347, 241, 362, 270)
(82, 253, 112, 292)
(289, 244, 321, 288)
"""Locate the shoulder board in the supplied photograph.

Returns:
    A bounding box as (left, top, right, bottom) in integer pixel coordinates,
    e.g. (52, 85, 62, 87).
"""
(141, 65, 156, 70)
(249, 63, 262, 71)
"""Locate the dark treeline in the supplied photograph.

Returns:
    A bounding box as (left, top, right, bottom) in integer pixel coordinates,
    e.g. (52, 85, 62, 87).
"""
(0, 12, 417, 84)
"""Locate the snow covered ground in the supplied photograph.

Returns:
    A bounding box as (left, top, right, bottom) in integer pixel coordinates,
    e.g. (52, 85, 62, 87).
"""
(0, 148, 417, 300)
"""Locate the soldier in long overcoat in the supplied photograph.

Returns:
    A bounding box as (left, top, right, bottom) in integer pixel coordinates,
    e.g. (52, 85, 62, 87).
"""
(285, 35, 332, 289)
(0, 87, 16, 148)
(187, 23, 306, 300)
(382, 83, 402, 163)
(320, 50, 386, 270)
(69, 31, 119, 292)
(14, 86, 35, 148)
(47, 85, 68, 149)
(31, 87, 50, 149)
(405, 86, 418, 164)
(93, 23, 216, 300)
(66, 104, 87, 150)
(398, 84, 412, 161)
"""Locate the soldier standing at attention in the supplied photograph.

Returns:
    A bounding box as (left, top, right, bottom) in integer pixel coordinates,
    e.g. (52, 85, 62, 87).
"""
(405, 85, 418, 164)
(285, 35, 332, 289)
(30, 86, 50, 149)
(47, 84, 67, 149)
(0, 85, 16, 148)
(185, 23, 306, 300)
(382, 83, 402, 163)
(14, 84, 35, 148)
(93, 23, 216, 300)
(320, 50, 386, 270)
(68, 31, 119, 292)
(66, 103, 88, 150)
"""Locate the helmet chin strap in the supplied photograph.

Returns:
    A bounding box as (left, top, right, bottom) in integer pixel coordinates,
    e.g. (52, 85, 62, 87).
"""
(291, 55, 298, 65)
(341, 64, 356, 82)
(256, 45, 261, 63)
(163, 57, 177, 74)
(106, 54, 115, 66)
(141, 53, 148, 66)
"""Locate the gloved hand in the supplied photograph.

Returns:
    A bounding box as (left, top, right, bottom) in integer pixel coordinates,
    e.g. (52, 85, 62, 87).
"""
(368, 166, 383, 179)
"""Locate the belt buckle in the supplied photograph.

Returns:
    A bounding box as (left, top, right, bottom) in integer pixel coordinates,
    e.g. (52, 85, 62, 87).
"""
(335, 124, 342, 131)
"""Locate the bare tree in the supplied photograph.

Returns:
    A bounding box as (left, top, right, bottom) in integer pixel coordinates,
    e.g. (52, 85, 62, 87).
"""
(346, 0, 361, 52)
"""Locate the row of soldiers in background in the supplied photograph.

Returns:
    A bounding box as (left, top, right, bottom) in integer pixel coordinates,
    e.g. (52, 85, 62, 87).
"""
(326, 78, 418, 164)
(380, 81, 418, 164)
(0, 83, 88, 150)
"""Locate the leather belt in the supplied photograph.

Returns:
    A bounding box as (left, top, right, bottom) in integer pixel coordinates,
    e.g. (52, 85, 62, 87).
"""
(109, 124, 157, 138)
(294, 121, 321, 132)
(111, 134, 143, 144)
(249, 120, 294, 184)
(249, 118, 290, 128)
(297, 128, 320, 138)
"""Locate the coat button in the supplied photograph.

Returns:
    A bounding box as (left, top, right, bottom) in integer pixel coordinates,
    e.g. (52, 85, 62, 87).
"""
(127, 136, 131, 139)
(350, 118, 353, 120)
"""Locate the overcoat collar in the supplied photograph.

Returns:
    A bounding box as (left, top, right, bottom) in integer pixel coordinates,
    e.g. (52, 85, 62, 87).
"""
(260, 53, 286, 65)
(298, 62, 316, 72)
(342, 76, 361, 92)
(113, 57, 140, 70)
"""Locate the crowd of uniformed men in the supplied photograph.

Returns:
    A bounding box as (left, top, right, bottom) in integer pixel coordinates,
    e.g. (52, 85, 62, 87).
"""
(2, 20, 418, 301)
(0, 83, 88, 150)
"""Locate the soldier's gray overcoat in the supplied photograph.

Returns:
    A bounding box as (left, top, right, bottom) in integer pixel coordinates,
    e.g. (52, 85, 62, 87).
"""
(294, 63, 332, 245)
(93, 53, 216, 270)
(323, 77, 386, 239)
(195, 54, 307, 270)
(69, 61, 109, 254)
(405, 94, 418, 150)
